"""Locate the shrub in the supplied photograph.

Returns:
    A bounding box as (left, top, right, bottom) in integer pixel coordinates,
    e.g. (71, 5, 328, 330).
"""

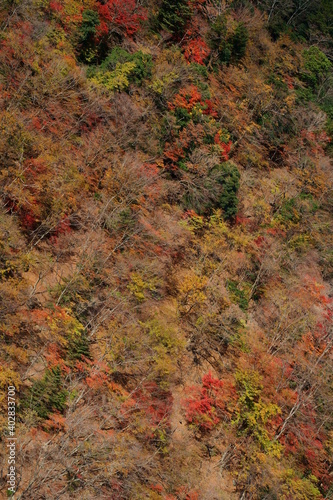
(23, 367, 67, 419)
(88, 47, 153, 91)
(302, 46, 332, 91)
(183, 38, 210, 65)
(183, 372, 235, 431)
(226, 280, 249, 311)
(208, 16, 248, 65)
(98, 0, 147, 38)
(190, 62, 209, 78)
(211, 162, 240, 219)
(232, 22, 249, 61)
(234, 370, 281, 453)
(100, 47, 153, 84)
(78, 9, 100, 63)
(274, 197, 301, 225)
(127, 272, 161, 302)
(157, 0, 192, 37)
(67, 330, 90, 361)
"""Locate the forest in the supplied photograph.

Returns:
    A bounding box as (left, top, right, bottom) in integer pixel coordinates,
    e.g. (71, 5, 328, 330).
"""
(0, 0, 332, 498)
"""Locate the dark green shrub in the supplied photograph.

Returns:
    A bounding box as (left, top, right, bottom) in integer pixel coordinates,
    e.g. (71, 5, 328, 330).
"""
(190, 63, 209, 79)
(232, 22, 249, 61)
(275, 198, 301, 224)
(67, 332, 90, 361)
(209, 15, 229, 63)
(178, 160, 240, 215)
(182, 162, 240, 217)
(100, 47, 132, 69)
(96, 47, 153, 85)
(157, 0, 192, 37)
(24, 367, 67, 419)
(174, 107, 192, 129)
(87, 47, 153, 92)
(209, 16, 248, 65)
(78, 10, 100, 63)
(213, 162, 240, 219)
(226, 280, 249, 311)
(309, 0, 333, 39)
(302, 46, 332, 91)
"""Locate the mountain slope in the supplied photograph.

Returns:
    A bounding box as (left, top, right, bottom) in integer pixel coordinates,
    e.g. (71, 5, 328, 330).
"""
(0, 1, 332, 498)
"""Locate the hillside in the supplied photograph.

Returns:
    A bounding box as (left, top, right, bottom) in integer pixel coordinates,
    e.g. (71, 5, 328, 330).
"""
(0, 1, 332, 498)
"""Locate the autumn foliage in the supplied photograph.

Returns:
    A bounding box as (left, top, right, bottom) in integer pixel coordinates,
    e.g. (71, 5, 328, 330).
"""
(0, 0, 332, 498)
(184, 372, 236, 431)
(97, 0, 147, 37)
(183, 38, 211, 65)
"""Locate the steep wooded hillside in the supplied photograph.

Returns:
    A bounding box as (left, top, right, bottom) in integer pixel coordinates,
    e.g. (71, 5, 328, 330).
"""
(0, 1, 332, 499)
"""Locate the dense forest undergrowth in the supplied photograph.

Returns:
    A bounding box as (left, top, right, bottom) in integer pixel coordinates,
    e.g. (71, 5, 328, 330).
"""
(0, 0, 332, 498)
